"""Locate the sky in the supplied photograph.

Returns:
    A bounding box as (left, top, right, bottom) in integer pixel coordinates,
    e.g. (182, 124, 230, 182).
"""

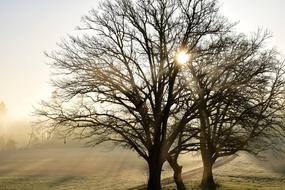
(0, 0, 98, 120)
(0, 0, 285, 120)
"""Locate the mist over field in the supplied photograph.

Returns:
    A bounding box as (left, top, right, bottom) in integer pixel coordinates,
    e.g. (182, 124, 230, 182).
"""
(0, 100, 284, 189)
(0, 117, 284, 189)
(0, 119, 201, 189)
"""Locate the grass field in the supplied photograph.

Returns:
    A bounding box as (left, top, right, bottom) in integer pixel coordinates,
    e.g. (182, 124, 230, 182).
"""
(0, 147, 197, 189)
(0, 147, 149, 189)
(0, 148, 284, 189)
(163, 153, 285, 190)
(162, 175, 285, 190)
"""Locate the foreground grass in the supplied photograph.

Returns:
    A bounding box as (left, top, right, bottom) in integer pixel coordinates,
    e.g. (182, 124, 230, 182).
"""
(0, 149, 284, 189)
(216, 175, 285, 190)
(0, 174, 285, 190)
(0, 175, 138, 190)
(163, 175, 285, 190)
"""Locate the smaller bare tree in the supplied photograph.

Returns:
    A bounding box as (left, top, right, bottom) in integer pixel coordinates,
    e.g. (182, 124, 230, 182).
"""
(182, 30, 285, 190)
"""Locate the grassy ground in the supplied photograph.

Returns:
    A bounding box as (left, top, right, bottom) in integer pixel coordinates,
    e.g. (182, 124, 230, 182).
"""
(0, 148, 284, 189)
(0, 147, 148, 189)
(2, 175, 284, 190)
(162, 153, 285, 190)
(0, 175, 138, 190)
(163, 176, 285, 190)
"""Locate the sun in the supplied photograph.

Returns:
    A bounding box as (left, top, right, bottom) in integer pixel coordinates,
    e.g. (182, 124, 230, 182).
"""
(176, 51, 190, 65)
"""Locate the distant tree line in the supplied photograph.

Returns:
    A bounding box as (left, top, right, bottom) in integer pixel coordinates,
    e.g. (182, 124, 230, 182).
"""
(0, 102, 16, 150)
(0, 136, 16, 151)
(36, 0, 285, 189)
(26, 125, 83, 149)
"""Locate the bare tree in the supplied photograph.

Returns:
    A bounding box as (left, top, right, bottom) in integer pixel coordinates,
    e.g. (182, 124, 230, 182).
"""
(166, 121, 200, 190)
(182, 31, 285, 190)
(36, 0, 230, 189)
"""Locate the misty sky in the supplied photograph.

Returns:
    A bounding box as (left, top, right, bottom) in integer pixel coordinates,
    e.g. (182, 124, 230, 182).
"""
(0, 0, 285, 120)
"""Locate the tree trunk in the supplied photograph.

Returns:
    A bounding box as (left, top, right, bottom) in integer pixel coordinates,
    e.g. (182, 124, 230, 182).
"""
(198, 105, 216, 190)
(201, 158, 215, 190)
(147, 159, 163, 190)
(167, 156, 186, 190)
(147, 154, 163, 190)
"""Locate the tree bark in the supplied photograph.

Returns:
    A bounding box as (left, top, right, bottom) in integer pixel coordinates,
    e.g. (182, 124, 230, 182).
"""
(167, 156, 186, 190)
(147, 158, 163, 190)
(200, 158, 215, 190)
(198, 104, 216, 190)
(147, 149, 163, 190)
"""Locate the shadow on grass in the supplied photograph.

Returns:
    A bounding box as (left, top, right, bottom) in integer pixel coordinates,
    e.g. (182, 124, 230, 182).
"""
(49, 176, 77, 187)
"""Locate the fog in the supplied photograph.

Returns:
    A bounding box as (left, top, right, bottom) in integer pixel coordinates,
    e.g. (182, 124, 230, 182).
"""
(0, 107, 201, 189)
(0, 104, 284, 190)
(0, 118, 202, 189)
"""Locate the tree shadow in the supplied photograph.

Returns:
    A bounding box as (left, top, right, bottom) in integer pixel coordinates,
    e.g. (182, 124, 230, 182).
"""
(49, 176, 77, 187)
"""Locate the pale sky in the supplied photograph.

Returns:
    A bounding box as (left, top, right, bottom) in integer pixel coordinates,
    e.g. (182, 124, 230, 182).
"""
(0, 0, 285, 120)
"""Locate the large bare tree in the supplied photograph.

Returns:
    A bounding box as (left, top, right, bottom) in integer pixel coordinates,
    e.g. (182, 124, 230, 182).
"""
(36, 0, 230, 189)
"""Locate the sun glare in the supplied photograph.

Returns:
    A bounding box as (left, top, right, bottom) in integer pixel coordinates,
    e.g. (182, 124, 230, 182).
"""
(176, 51, 190, 65)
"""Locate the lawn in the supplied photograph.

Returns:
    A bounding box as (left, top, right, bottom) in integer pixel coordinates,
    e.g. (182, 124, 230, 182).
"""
(0, 148, 284, 189)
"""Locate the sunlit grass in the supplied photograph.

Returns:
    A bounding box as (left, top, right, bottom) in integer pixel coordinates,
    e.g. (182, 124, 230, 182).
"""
(0, 149, 284, 189)
(162, 176, 285, 190)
